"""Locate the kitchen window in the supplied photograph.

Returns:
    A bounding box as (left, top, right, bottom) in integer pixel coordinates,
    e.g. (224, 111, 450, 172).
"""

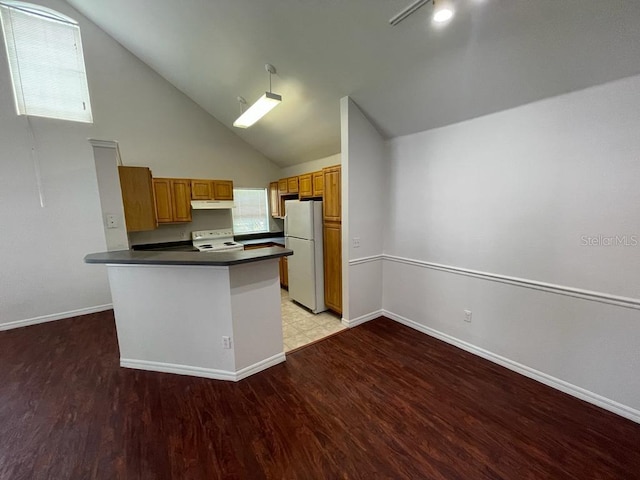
(0, 1, 93, 123)
(232, 188, 270, 234)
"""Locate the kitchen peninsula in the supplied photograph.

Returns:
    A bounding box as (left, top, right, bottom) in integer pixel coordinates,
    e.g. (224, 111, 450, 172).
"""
(85, 247, 292, 381)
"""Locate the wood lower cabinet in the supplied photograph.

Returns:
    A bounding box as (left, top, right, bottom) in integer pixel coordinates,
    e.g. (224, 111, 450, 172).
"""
(153, 178, 192, 223)
(323, 223, 342, 313)
(322, 164, 342, 314)
(118, 166, 157, 232)
(280, 256, 288, 289)
(242, 242, 288, 288)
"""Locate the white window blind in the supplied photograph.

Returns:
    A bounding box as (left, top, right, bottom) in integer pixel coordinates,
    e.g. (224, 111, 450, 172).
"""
(0, 2, 93, 123)
(232, 188, 270, 234)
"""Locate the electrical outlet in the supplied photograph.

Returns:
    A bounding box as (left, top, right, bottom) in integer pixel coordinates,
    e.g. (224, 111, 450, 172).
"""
(352, 237, 361, 248)
(464, 310, 472, 323)
(180, 231, 187, 240)
(222, 336, 232, 349)
(106, 214, 118, 229)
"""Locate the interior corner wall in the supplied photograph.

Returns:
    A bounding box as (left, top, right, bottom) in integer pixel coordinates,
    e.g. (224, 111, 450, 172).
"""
(341, 97, 386, 324)
(383, 74, 640, 418)
(0, 0, 280, 329)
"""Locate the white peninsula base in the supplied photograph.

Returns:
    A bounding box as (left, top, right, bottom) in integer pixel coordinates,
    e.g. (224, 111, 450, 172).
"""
(106, 258, 285, 381)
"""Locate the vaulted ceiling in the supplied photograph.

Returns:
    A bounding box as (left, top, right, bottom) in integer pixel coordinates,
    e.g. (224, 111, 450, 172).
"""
(64, 0, 640, 167)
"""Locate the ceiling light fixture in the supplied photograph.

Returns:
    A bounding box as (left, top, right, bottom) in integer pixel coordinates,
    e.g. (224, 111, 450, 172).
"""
(432, 0, 455, 23)
(233, 64, 282, 129)
(389, 0, 430, 26)
(389, 0, 455, 26)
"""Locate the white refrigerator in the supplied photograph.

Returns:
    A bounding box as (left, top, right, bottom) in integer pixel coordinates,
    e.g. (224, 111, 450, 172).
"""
(284, 200, 326, 313)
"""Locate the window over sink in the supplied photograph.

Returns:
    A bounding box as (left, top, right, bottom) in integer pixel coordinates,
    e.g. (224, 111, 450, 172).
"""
(232, 188, 270, 234)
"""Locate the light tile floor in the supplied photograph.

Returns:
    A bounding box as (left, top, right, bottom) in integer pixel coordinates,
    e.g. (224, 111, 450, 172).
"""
(281, 289, 345, 351)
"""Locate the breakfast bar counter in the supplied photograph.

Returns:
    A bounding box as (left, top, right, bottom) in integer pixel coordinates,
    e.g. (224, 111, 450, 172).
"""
(85, 247, 292, 381)
(85, 246, 290, 266)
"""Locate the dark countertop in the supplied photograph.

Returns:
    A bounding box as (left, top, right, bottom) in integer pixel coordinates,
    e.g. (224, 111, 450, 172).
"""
(85, 246, 292, 267)
(236, 236, 285, 247)
(131, 240, 196, 252)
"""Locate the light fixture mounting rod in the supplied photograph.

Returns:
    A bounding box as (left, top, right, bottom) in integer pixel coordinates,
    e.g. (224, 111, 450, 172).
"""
(389, 0, 430, 26)
(265, 63, 276, 92)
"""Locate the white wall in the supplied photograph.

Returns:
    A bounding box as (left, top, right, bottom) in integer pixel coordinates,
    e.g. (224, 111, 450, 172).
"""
(278, 153, 341, 178)
(91, 142, 129, 251)
(383, 75, 640, 418)
(341, 97, 386, 324)
(0, 0, 280, 329)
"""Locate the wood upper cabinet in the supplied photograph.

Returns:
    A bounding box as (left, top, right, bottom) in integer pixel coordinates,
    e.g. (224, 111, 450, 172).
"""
(323, 222, 342, 314)
(154, 178, 192, 223)
(191, 179, 234, 200)
(269, 181, 281, 217)
(191, 179, 213, 200)
(153, 178, 173, 223)
(298, 173, 313, 199)
(312, 171, 324, 197)
(299, 172, 323, 199)
(212, 180, 233, 200)
(276, 176, 304, 196)
(118, 166, 157, 232)
(172, 179, 192, 221)
(287, 176, 299, 194)
(322, 165, 341, 223)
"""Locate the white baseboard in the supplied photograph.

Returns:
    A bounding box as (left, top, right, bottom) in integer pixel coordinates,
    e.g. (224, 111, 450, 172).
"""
(0, 304, 113, 331)
(121, 352, 286, 382)
(383, 309, 640, 424)
(235, 353, 287, 380)
(342, 309, 383, 328)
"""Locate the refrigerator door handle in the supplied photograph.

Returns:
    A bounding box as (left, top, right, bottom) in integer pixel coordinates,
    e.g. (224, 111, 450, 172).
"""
(284, 213, 288, 235)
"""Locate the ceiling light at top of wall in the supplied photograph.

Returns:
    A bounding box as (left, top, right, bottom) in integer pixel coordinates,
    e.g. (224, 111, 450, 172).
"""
(432, 0, 455, 23)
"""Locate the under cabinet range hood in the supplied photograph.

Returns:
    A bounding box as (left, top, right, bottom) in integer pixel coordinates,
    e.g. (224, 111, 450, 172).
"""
(190, 200, 235, 210)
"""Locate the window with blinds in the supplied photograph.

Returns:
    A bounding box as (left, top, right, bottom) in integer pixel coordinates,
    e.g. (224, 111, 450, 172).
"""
(0, 1, 93, 123)
(232, 188, 270, 234)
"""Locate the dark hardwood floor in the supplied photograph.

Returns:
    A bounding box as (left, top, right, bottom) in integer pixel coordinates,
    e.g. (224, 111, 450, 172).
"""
(1, 312, 639, 479)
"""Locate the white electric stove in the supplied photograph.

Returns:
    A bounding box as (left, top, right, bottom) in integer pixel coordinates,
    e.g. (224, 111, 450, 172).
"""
(191, 229, 245, 252)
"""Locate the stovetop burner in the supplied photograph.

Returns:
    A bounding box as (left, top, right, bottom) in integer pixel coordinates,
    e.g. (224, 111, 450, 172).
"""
(191, 229, 244, 253)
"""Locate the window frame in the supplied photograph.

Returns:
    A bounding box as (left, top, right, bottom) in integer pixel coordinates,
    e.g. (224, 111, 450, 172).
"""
(232, 187, 271, 235)
(0, 1, 93, 123)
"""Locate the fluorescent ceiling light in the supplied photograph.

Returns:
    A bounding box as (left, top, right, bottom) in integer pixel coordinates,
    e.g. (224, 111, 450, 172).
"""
(234, 63, 282, 129)
(389, 0, 429, 26)
(433, 0, 455, 23)
(233, 92, 281, 128)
